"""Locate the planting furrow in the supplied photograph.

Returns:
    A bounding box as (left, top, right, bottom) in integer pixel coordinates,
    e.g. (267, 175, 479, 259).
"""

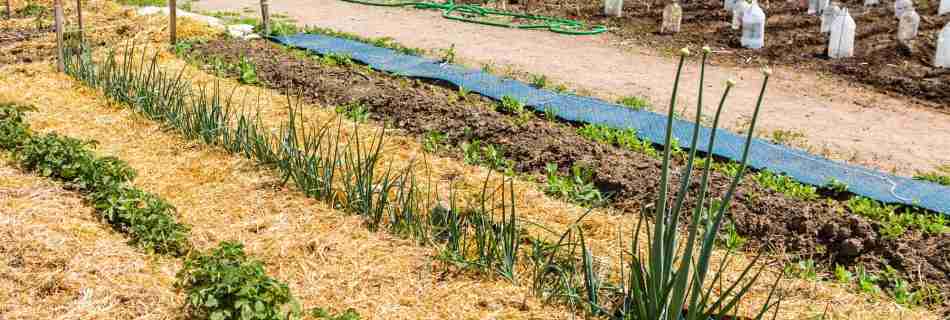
(179, 38, 948, 315)
(1, 62, 576, 318)
(0, 164, 181, 318)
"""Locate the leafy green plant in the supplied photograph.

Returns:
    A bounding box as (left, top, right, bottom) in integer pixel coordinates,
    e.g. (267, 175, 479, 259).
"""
(460, 140, 512, 172)
(855, 266, 880, 294)
(616, 96, 649, 110)
(834, 264, 852, 284)
(846, 197, 948, 238)
(457, 87, 470, 101)
(497, 95, 525, 115)
(753, 170, 819, 201)
(542, 106, 558, 122)
(320, 53, 355, 67)
(914, 165, 950, 186)
(16, 1, 47, 17)
(576, 124, 658, 158)
(891, 277, 919, 307)
(824, 178, 849, 194)
(17, 133, 137, 191)
(769, 129, 806, 147)
(717, 222, 746, 251)
(530, 74, 548, 89)
(785, 259, 818, 281)
(268, 20, 300, 37)
(335, 103, 370, 123)
(543, 163, 603, 207)
(613, 48, 782, 320)
(422, 131, 446, 153)
(0, 102, 34, 149)
(177, 241, 298, 320)
(441, 44, 456, 64)
(237, 57, 259, 85)
(89, 186, 190, 255)
(310, 308, 360, 320)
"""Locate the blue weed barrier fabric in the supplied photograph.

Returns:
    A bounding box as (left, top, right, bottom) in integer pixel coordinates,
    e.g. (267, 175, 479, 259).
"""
(272, 33, 950, 215)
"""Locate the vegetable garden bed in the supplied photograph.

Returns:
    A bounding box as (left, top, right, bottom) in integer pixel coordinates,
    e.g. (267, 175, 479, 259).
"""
(182, 37, 950, 312)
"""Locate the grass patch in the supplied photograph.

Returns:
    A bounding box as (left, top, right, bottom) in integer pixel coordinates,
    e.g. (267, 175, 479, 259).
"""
(914, 165, 950, 186)
(616, 96, 650, 110)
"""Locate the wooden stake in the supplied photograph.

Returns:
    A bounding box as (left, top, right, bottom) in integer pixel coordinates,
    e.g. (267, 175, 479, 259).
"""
(261, 0, 271, 36)
(76, 0, 83, 42)
(169, 0, 177, 45)
(5, 0, 11, 19)
(55, 0, 64, 72)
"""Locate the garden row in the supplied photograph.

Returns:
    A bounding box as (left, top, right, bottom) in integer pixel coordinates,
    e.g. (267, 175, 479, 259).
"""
(0, 101, 350, 320)
(58, 39, 794, 318)
(179, 37, 949, 311)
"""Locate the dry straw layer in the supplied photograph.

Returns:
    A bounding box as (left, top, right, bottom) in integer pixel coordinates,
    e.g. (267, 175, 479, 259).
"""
(0, 164, 181, 319)
(0, 67, 574, 319)
(0, 1, 941, 319)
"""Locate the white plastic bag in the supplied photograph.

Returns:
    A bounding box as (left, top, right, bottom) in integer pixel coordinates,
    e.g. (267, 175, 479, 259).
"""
(828, 8, 855, 58)
(936, 23, 950, 67)
(894, 0, 913, 18)
(604, 0, 624, 17)
(741, 2, 766, 49)
(897, 8, 920, 43)
(726, 0, 738, 11)
(821, 4, 840, 33)
(733, 0, 750, 30)
(939, 0, 949, 15)
(661, 3, 683, 34)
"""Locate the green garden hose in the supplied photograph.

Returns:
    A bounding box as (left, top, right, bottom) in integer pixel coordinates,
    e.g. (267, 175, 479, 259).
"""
(340, 0, 607, 35)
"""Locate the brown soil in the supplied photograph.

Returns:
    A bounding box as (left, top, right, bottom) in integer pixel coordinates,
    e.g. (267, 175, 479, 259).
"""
(0, 26, 51, 65)
(186, 38, 950, 311)
(473, 0, 950, 110)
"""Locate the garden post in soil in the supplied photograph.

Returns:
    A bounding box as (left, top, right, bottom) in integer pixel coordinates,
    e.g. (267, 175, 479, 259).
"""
(55, 0, 65, 72)
(169, 0, 177, 45)
(5, 0, 11, 19)
(77, 0, 83, 42)
(261, 0, 270, 36)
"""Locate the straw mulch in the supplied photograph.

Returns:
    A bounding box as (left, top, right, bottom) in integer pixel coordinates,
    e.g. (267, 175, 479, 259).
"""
(0, 164, 182, 319)
(0, 67, 577, 319)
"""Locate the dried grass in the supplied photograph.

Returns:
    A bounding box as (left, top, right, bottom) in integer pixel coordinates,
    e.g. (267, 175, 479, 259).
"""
(0, 164, 181, 319)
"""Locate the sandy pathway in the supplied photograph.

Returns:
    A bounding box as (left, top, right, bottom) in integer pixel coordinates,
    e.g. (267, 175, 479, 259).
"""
(194, 0, 949, 176)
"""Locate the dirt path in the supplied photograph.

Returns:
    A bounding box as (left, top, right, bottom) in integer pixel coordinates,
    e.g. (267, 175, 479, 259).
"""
(193, 0, 949, 177)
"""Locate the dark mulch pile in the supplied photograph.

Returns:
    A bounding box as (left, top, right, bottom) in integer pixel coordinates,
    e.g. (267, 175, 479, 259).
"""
(186, 39, 950, 310)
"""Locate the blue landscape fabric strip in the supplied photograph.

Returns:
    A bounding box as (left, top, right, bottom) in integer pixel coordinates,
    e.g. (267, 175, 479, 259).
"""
(272, 34, 950, 215)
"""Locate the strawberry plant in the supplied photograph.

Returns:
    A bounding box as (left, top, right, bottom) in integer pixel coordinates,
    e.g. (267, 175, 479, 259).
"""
(0, 102, 34, 149)
(17, 133, 136, 191)
(89, 186, 190, 255)
(178, 241, 299, 320)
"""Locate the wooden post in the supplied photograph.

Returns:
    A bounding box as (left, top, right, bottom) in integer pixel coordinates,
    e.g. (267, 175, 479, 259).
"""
(76, 0, 83, 42)
(55, 0, 64, 72)
(5, 0, 11, 19)
(169, 0, 177, 45)
(260, 0, 271, 36)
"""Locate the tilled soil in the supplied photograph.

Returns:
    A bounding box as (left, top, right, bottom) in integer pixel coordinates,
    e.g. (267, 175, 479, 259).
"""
(464, 0, 950, 111)
(0, 26, 53, 65)
(187, 39, 950, 310)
